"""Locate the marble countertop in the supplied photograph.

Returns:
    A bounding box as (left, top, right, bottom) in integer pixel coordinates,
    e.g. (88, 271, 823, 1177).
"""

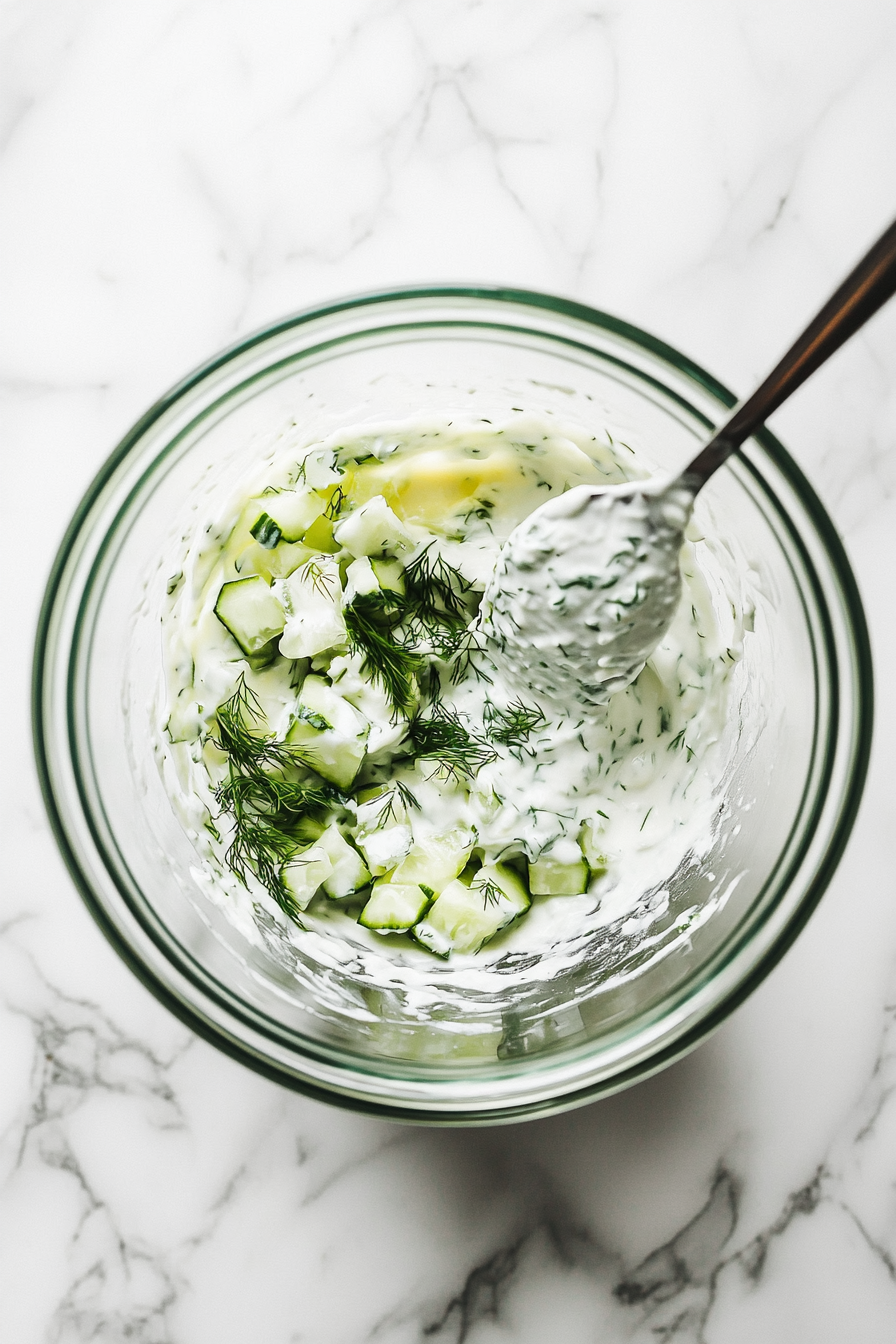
(3, 2, 896, 1340)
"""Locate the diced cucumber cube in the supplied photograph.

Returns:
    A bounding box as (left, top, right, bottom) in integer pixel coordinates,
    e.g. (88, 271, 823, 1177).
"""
(358, 882, 431, 932)
(236, 540, 316, 584)
(287, 720, 366, 790)
(246, 638, 280, 671)
(301, 675, 367, 739)
(251, 489, 325, 543)
(355, 822, 413, 876)
(528, 855, 589, 896)
(410, 919, 452, 958)
(214, 576, 285, 655)
(343, 556, 380, 598)
(285, 676, 368, 790)
(415, 863, 530, 956)
(370, 557, 405, 594)
(472, 862, 530, 909)
(250, 512, 282, 549)
(165, 687, 203, 743)
(302, 515, 341, 553)
(334, 497, 413, 558)
(391, 830, 474, 896)
(317, 824, 371, 899)
(281, 844, 333, 910)
(278, 560, 346, 659)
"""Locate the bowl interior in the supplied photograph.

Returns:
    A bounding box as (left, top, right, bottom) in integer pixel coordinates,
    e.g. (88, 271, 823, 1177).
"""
(37, 291, 871, 1119)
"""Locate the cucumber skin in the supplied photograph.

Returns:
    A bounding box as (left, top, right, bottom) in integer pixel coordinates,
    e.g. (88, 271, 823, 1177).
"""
(250, 512, 282, 549)
(358, 882, 431, 932)
(416, 864, 530, 956)
(213, 575, 285, 655)
(527, 857, 589, 896)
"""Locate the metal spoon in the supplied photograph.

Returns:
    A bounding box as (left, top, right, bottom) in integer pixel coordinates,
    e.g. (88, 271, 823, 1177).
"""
(482, 217, 896, 708)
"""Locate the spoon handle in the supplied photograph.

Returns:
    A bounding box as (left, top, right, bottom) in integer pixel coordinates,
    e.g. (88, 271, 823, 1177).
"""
(684, 216, 896, 487)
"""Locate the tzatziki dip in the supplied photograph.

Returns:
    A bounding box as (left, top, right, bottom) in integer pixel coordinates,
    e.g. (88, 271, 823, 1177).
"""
(159, 413, 748, 972)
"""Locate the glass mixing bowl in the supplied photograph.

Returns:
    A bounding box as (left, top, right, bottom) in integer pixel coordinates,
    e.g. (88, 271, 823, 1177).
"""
(33, 288, 873, 1123)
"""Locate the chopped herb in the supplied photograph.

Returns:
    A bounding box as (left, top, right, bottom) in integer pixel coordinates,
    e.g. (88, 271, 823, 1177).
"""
(344, 591, 424, 716)
(211, 676, 340, 919)
(401, 544, 476, 651)
(343, 546, 485, 713)
(365, 781, 420, 828)
(324, 485, 346, 520)
(301, 559, 338, 598)
(483, 697, 546, 748)
(478, 878, 503, 908)
(404, 703, 497, 780)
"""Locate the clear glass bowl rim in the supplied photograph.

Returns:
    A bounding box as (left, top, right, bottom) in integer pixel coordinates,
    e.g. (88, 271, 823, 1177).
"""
(32, 284, 875, 1124)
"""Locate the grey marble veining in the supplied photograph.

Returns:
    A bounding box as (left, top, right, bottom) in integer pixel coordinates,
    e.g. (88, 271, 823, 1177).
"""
(2, 1, 896, 1340)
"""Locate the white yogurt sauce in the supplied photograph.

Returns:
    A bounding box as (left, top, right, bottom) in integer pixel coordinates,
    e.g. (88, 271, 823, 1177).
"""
(482, 476, 696, 708)
(157, 412, 748, 995)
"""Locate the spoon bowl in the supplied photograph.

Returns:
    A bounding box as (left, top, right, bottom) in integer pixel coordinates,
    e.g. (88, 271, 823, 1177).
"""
(491, 217, 896, 708)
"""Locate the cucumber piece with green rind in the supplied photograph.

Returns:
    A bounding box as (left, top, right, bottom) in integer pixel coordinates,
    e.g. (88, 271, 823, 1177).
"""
(414, 863, 530, 956)
(317, 824, 371, 899)
(302, 515, 341, 553)
(214, 575, 286, 655)
(359, 882, 431, 932)
(281, 844, 333, 910)
(250, 512, 282, 549)
(285, 676, 368, 790)
(333, 496, 413, 557)
(236, 540, 318, 584)
(391, 830, 474, 896)
(410, 919, 452, 958)
(250, 489, 326, 544)
(527, 855, 589, 896)
(370, 557, 406, 594)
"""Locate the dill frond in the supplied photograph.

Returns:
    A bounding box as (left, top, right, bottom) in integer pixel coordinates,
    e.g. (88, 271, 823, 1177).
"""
(364, 780, 421, 829)
(342, 543, 486, 711)
(211, 675, 340, 919)
(403, 544, 473, 619)
(324, 485, 346, 520)
(483, 697, 546, 748)
(343, 591, 424, 716)
(404, 703, 497, 780)
(477, 878, 503, 909)
(301, 558, 339, 598)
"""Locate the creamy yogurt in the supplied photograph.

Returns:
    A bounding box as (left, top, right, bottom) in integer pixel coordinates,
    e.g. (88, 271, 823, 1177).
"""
(157, 412, 748, 991)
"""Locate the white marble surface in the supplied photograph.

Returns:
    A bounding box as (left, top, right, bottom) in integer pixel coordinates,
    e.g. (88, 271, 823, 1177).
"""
(2, 1, 896, 1339)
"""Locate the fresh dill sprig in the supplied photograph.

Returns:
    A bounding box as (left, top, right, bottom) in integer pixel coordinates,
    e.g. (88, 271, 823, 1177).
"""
(477, 877, 503, 909)
(401, 544, 475, 650)
(211, 676, 340, 919)
(343, 543, 485, 712)
(301, 558, 339, 598)
(445, 626, 492, 685)
(343, 591, 424, 716)
(365, 781, 421, 828)
(404, 703, 497, 780)
(212, 676, 296, 776)
(483, 697, 546, 748)
(324, 485, 346, 520)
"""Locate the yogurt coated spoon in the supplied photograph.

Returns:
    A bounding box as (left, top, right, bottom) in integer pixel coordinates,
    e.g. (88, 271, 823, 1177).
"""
(483, 216, 896, 709)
